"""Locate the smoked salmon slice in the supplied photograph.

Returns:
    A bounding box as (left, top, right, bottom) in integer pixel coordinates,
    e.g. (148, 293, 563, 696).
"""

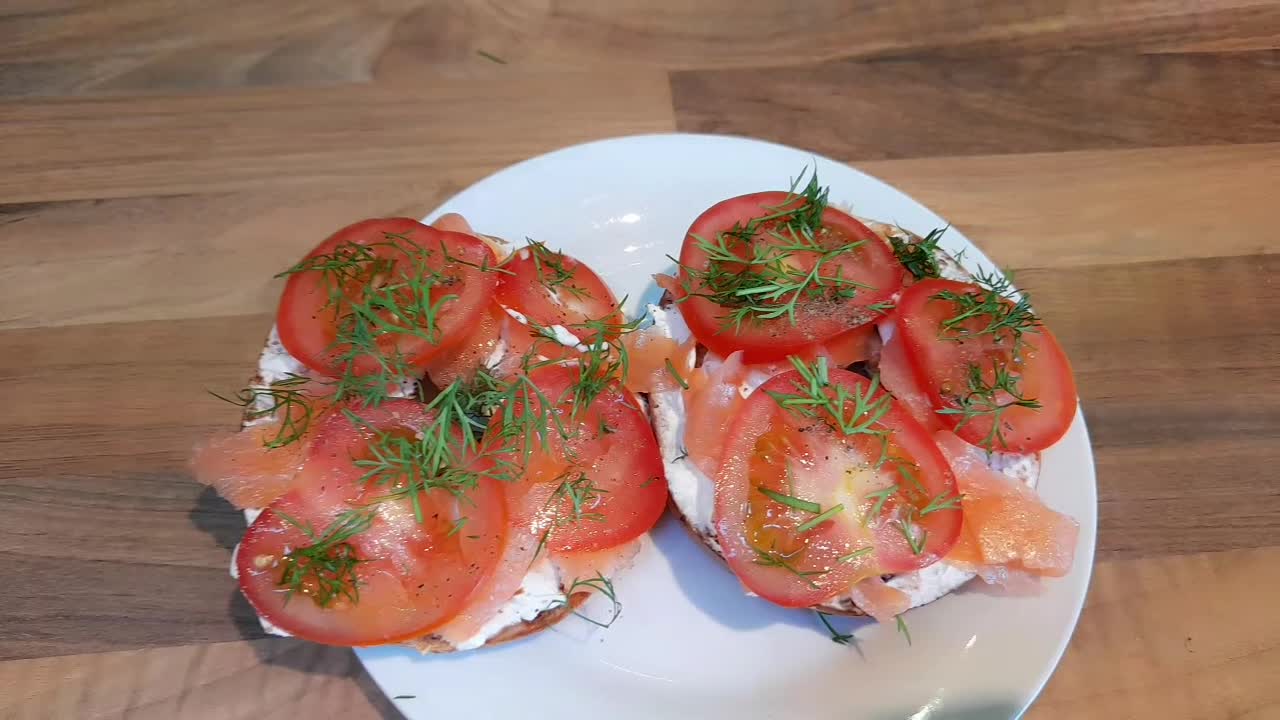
(934, 431, 1078, 584)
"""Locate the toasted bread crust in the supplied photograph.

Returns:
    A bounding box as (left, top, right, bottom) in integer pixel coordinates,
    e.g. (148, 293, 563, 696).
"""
(407, 592, 590, 654)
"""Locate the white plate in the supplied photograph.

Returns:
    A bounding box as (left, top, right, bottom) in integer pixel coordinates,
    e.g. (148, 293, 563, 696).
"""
(357, 134, 1097, 720)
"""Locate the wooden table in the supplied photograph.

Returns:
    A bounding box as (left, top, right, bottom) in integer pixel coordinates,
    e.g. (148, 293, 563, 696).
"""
(2, 2, 1278, 718)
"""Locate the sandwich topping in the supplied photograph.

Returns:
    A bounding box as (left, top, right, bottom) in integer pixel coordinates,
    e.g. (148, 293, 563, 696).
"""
(195, 175, 1083, 650)
(195, 216, 667, 648)
(648, 172, 1082, 628)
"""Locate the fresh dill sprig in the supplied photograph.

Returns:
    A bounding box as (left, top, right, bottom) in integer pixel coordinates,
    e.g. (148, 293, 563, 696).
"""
(345, 376, 507, 522)
(898, 514, 927, 555)
(766, 356, 892, 438)
(276, 509, 374, 608)
(837, 547, 874, 564)
(816, 611, 854, 645)
(555, 572, 622, 629)
(933, 268, 1040, 348)
(896, 615, 912, 645)
(935, 360, 1042, 451)
(796, 504, 845, 533)
(919, 490, 963, 516)
(672, 169, 874, 331)
(526, 240, 591, 300)
(752, 545, 827, 589)
(209, 374, 314, 448)
(758, 486, 821, 513)
(890, 226, 946, 280)
(862, 484, 898, 527)
(664, 357, 689, 389)
(547, 472, 609, 526)
(277, 232, 461, 407)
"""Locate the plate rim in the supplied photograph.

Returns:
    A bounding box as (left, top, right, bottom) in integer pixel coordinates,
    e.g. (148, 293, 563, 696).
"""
(356, 132, 1098, 720)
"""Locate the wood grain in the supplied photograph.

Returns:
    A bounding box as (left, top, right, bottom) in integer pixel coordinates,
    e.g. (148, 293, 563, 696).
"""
(0, 315, 270, 660)
(5, 549, 1275, 719)
(3, 1, 1278, 98)
(673, 51, 1280, 160)
(0, 639, 396, 720)
(857, 143, 1280, 269)
(1027, 548, 1280, 720)
(0, 186, 451, 330)
(2, 0, 1278, 718)
(4, 143, 1276, 333)
(1022, 254, 1280, 559)
(0, 70, 674, 203)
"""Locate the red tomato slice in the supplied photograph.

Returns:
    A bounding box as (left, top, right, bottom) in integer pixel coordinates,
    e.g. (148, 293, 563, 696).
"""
(236, 400, 506, 646)
(424, 302, 506, 388)
(486, 365, 667, 553)
(675, 192, 902, 362)
(496, 243, 622, 342)
(877, 331, 945, 433)
(714, 367, 961, 608)
(817, 323, 879, 367)
(896, 278, 1077, 452)
(277, 218, 499, 378)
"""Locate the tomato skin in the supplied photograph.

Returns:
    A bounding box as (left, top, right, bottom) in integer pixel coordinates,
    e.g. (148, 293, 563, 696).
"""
(896, 279, 1077, 452)
(277, 218, 498, 378)
(424, 302, 506, 387)
(496, 244, 622, 337)
(486, 365, 668, 554)
(675, 192, 903, 362)
(713, 368, 961, 608)
(236, 400, 507, 646)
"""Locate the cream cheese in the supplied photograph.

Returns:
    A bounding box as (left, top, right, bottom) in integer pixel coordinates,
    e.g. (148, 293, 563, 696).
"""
(645, 302, 1041, 612)
(453, 558, 566, 651)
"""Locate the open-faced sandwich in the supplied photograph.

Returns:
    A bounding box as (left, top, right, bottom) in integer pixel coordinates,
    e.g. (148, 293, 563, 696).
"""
(628, 174, 1082, 632)
(193, 215, 668, 651)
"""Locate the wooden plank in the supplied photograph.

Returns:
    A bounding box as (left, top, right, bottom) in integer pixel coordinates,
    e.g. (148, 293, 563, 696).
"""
(0, 185, 451, 330)
(1021, 254, 1280, 559)
(0, 314, 270, 660)
(673, 51, 1280, 160)
(1029, 548, 1280, 719)
(0, 639, 394, 720)
(0, 70, 675, 203)
(3, 549, 1274, 719)
(855, 143, 1280, 270)
(3, 143, 1275, 333)
(1, 1, 1277, 98)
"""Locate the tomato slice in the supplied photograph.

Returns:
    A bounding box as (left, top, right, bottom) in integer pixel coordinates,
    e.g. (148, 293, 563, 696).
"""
(674, 192, 902, 362)
(277, 218, 499, 378)
(817, 323, 879, 367)
(496, 243, 622, 342)
(236, 400, 506, 646)
(896, 278, 1077, 452)
(713, 367, 961, 608)
(877, 331, 945, 433)
(485, 365, 667, 553)
(424, 302, 506, 388)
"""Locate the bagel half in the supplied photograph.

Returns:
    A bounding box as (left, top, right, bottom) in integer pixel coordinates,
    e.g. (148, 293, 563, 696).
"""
(646, 220, 1042, 617)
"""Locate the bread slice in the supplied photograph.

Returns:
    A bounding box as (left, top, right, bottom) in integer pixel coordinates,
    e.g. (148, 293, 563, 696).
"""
(647, 220, 1042, 617)
(232, 329, 606, 654)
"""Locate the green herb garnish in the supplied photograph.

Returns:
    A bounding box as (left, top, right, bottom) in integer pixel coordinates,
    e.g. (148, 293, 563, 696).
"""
(209, 374, 314, 448)
(276, 509, 375, 608)
(890, 226, 946, 280)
